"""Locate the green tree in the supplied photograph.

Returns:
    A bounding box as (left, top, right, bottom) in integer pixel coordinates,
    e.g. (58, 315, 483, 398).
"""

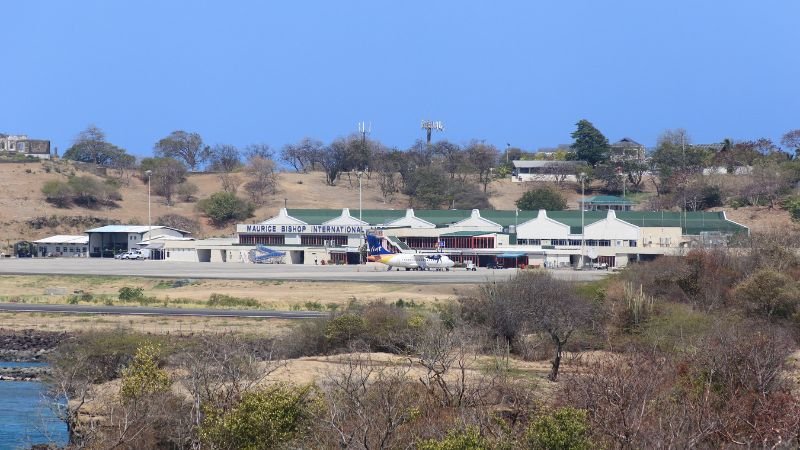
(197, 191, 255, 227)
(200, 384, 318, 450)
(154, 130, 209, 171)
(781, 129, 800, 158)
(63, 125, 132, 167)
(524, 407, 592, 450)
(569, 119, 610, 167)
(516, 187, 567, 211)
(120, 343, 170, 403)
(407, 166, 451, 209)
(418, 426, 491, 450)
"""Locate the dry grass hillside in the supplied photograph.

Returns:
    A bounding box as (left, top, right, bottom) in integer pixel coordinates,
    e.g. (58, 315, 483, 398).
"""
(0, 160, 792, 244)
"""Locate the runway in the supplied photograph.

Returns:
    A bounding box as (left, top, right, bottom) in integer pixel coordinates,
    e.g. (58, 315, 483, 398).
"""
(0, 259, 610, 284)
(0, 301, 326, 319)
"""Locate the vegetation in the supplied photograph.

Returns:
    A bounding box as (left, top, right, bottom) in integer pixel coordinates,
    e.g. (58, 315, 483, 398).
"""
(46, 237, 800, 448)
(516, 187, 567, 211)
(197, 191, 255, 226)
(42, 176, 122, 208)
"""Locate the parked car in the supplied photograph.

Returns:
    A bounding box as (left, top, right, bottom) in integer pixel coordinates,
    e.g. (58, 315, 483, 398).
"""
(487, 260, 504, 269)
(116, 250, 145, 260)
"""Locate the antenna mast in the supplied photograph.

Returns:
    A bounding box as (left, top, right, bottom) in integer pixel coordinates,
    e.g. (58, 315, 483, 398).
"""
(421, 120, 444, 144)
(358, 121, 371, 145)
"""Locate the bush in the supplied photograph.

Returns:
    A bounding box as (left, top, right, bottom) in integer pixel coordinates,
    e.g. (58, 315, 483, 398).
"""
(42, 176, 122, 209)
(42, 180, 72, 207)
(516, 187, 567, 211)
(524, 407, 592, 450)
(207, 293, 259, 308)
(200, 384, 318, 449)
(118, 286, 145, 302)
(197, 191, 255, 227)
(176, 181, 199, 202)
(418, 426, 490, 450)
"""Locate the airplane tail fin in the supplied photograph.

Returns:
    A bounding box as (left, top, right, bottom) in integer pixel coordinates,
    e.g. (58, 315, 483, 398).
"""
(366, 234, 393, 256)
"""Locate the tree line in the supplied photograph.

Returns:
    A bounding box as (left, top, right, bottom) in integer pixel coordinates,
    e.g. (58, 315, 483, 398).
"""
(56, 122, 800, 221)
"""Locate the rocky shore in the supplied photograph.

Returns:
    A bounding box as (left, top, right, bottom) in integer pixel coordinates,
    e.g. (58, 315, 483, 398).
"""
(0, 328, 69, 363)
(0, 365, 50, 381)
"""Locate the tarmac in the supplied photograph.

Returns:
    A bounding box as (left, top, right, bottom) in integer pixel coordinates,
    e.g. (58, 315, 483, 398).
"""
(0, 258, 611, 284)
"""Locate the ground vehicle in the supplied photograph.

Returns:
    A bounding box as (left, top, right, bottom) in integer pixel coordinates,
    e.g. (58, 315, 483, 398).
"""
(465, 260, 476, 271)
(486, 260, 504, 269)
(115, 250, 145, 260)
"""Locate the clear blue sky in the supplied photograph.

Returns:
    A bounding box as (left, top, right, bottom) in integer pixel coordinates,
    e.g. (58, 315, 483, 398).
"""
(3, 1, 798, 157)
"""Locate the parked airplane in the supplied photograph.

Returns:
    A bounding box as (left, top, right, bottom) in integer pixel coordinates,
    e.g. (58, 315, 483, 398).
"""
(366, 234, 455, 271)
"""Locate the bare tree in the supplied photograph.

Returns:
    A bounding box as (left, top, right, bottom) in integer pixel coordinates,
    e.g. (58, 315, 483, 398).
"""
(316, 350, 418, 450)
(141, 157, 187, 205)
(208, 144, 241, 173)
(243, 143, 273, 161)
(480, 271, 594, 381)
(243, 156, 278, 204)
(218, 172, 242, 194)
(154, 131, 209, 171)
(174, 334, 283, 449)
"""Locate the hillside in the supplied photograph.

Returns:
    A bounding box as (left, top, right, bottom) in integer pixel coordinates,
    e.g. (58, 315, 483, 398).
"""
(0, 160, 792, 245)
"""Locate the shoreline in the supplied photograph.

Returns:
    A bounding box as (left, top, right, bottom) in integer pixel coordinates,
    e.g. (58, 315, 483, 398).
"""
(0, 328, 69, 381)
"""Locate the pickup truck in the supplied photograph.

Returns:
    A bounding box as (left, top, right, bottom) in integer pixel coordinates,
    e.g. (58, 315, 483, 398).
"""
(115, 250, 146, 260)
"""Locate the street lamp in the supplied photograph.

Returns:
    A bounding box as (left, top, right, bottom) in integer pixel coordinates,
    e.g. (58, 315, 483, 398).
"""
(579, 172, 586, 269)
(356, 170, 364, 222)
(145, 170, 152, 254)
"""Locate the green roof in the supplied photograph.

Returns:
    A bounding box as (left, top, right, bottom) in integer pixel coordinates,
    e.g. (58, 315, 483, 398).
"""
(439, 231, 496, 237)
(282, 208, 748, 235)
(583, 195, 635, 205)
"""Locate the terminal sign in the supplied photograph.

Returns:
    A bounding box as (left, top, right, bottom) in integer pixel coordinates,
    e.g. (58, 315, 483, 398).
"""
(239, 224, 366, 234)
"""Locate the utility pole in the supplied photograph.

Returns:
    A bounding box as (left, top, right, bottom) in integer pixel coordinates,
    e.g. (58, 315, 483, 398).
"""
(144, 170, 152, 259)
(682, 133, 686, 231)
(580, 172, 586, 269)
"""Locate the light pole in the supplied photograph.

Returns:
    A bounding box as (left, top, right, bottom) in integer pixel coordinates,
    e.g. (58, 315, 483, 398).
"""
(357, 171, 364, 222)
(145, 170, 152, 258)
(579, 172, 586, 269)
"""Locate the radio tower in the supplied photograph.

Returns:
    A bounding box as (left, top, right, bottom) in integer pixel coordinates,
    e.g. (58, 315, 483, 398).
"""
(421, 120, 444, 144)
(357, 121, 371, 144)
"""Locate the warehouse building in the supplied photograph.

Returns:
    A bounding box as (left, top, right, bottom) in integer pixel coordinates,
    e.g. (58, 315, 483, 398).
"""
(158, 207, 748, 269)
(85, 225, 191, 258)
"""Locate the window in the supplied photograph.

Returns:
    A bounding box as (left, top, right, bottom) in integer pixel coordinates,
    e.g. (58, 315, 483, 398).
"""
(598, 240, 611, 247)
(629, 240, 637, 247)
(518, 239, 541, 245)
(238, 234, 285, 245)
(301, 235, 347, 246)
(568, 239, 582, 246)
(585, 240, 598, 247)
(551, 239, 568, 246)
(56, 247, 60, 252)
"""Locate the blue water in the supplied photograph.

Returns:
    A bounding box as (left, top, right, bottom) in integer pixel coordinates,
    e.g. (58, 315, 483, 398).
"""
(0, 362, 68, 450)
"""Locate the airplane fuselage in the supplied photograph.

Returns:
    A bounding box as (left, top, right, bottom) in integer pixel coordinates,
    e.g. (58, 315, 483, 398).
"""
(372, 253, 455, 270)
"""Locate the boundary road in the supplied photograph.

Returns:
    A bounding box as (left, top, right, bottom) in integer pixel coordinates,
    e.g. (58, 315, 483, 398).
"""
(0, 259, 610, 284)
(0, 302, 326, 319)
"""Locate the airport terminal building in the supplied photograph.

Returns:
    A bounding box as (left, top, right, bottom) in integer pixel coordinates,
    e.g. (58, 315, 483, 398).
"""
(159, 207, 748, 268)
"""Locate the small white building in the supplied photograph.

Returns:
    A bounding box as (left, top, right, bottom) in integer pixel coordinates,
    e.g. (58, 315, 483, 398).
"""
(33, 235, 89, 257)
(511, 160, 588, 182)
